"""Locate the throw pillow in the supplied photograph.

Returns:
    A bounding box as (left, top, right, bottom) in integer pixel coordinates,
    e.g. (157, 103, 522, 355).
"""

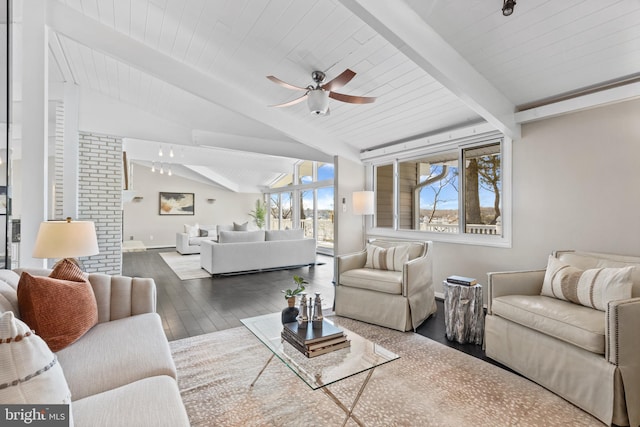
(184, 223, 199, 238)
(0, 311, 72, 404)
(199, 229, 209, 237)
(233, 221, 248, 231)
(541, 255, 633, 311)
(50, 258, 88, 282)
(18, 269, 98, 352)
(364, 244, 410, 272)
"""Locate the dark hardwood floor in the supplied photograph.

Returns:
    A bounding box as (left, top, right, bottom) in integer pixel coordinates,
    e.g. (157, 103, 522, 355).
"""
(122, 248, 500, 366)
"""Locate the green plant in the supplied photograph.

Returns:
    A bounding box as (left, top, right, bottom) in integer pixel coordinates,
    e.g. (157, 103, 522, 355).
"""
(249, 199, 267, 229)
(282, 275, 308, 299)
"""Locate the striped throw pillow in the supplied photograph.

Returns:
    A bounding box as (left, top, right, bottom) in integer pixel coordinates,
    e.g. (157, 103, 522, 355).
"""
(364, 245, 409, 272)
(541, 255, 633, 311)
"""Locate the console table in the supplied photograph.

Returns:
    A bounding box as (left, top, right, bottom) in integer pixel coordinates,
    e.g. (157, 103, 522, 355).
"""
(442, 281, 484, 345)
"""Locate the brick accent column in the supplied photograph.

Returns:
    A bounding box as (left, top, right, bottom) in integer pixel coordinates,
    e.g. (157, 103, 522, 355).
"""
(78, 132, 122, 274)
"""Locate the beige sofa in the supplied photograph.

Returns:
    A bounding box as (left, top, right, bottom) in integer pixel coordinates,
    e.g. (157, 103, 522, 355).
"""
(335, 240, 437, 332)
(0, 269, 190, 427)
(200, 229, 316, 275)
(485, 250, 640, 427)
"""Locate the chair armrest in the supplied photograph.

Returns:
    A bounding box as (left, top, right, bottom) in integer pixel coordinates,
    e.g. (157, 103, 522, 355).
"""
(336, 250, 367, 284)
(606, 297, 640, 426)
(486, 269, 545, 314)
(176, 232, 190, 251)
(87, 273, 157, 323)
(403, 252, 431, 298)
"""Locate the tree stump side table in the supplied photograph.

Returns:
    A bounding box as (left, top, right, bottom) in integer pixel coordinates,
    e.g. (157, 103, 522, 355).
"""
(442, 281, 484, 345)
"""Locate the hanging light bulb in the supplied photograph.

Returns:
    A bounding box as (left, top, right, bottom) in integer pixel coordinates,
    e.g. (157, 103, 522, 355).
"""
(168, 166, 172, 176)
(169, 146, 174, 158)
(151, 162, 155, 173)
(158, 145, 163, 157)
(160, 163, 164, 174)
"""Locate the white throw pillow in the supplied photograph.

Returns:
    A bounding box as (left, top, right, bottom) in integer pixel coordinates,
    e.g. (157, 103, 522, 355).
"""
(0, 311, 72, 404)
(183, 223, 199, 238)
(541, 255, 633, 311)
(364, 244, 409, 272)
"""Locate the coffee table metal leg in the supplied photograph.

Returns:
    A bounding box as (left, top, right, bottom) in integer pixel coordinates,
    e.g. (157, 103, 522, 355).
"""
(319, 368, 375, 427)
(250, 353, 275, 388)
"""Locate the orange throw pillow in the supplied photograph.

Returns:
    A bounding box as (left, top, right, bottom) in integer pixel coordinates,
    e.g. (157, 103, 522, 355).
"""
(17, 262, 97, 352)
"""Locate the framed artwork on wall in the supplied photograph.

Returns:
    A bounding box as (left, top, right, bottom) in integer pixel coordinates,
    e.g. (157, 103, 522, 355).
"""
(159, 192, 195, 215)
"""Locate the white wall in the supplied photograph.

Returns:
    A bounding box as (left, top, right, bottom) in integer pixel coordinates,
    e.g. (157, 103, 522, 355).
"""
(426, 98, 640, 298)
(123, 163, 261, 248)
(334, 155, 367, 257)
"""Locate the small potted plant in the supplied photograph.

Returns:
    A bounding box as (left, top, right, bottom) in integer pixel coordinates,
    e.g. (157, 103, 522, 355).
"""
(281, 275, 308, 323)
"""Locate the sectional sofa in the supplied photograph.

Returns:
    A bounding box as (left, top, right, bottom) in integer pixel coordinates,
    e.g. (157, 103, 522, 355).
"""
(200, 228, 316, 275)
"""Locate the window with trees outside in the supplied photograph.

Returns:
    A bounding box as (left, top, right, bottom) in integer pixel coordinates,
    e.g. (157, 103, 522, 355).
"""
(374, 141, 503, 239)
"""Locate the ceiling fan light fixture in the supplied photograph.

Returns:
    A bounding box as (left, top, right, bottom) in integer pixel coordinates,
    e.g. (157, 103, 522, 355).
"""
(307, 89, 330, 115)
(502, 0, 516, 16)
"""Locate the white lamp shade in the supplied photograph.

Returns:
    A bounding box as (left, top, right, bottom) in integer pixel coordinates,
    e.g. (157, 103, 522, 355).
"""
(353, 191, 375, 215)
(307, 89, 329, 115)
(32, 220, 100, 259)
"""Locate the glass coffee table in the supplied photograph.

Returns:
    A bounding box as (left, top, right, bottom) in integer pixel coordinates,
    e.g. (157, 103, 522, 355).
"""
(241, 313, 399, 427)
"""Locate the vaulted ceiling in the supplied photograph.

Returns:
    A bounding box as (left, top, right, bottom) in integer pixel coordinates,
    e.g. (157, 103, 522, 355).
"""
(13, 0, 640, 192)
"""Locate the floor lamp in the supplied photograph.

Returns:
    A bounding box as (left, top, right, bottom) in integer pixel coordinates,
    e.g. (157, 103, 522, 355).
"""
(32, 217, 100, 269)
(352, 191, 374, 248)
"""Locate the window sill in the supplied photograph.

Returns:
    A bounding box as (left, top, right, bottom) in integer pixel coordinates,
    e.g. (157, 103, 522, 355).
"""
(367, 227, 512, 249)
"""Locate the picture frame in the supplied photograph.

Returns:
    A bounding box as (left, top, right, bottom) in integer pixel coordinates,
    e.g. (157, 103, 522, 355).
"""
(159, 192, 195, 215)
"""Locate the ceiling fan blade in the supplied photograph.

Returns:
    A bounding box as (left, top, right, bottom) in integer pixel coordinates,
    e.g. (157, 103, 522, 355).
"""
(329, 91, 376, 104)
(266, 75, 308, 91)
(322, 69, 356, 92)
(269, 93, 308, 108)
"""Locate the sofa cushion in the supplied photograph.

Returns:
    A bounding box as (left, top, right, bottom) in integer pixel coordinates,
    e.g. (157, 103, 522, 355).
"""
(340, 268, 403, 294)
(18, 271, 98, 352)
(492, 294, 606, 354)
(541, 255, 633, 311)
(188, 236, 216, 246)
(364, 244, 409, 272)
(216, 224, 233, 235)
(0, 270, 21, 315)
(265, 229, 304, 241)
(0, 311, 72, 404)
(233, 221, 248, 231)
(72, 375, 190, 427)
(56, 312, 176, 400)
(218, 230, 265, 243)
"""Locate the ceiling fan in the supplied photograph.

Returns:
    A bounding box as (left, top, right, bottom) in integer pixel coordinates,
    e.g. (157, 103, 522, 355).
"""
(267, 69, 376, 116)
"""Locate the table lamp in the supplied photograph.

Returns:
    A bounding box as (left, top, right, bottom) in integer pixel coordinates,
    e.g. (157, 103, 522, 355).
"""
(32, 217, 99, 269)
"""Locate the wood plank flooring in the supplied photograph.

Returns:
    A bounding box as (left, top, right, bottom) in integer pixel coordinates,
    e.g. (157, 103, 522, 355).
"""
(122, 248, 499, 366)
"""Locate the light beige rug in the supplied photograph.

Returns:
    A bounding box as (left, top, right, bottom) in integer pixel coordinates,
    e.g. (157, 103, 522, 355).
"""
(170, 317, 603, 427)
(159, 251, 210, 280)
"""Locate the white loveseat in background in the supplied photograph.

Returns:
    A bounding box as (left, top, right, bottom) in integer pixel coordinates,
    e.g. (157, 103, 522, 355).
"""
(176, 223, 218, 254)
(200, 229, 316, 275)
(485, 250, 640, 427)
(0, 269, 190, 426)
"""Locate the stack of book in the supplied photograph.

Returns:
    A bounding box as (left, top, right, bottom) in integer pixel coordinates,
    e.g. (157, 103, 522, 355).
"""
(281, 320, 350, 358)
(446, 275, 478, 286)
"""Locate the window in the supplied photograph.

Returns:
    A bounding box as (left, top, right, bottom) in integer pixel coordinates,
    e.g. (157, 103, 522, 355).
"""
(372, 139, 505, 242)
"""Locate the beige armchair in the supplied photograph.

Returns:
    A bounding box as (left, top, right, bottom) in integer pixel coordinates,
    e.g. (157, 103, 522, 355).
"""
(485, 250, 640, 427)
(335, 240, 436, 332)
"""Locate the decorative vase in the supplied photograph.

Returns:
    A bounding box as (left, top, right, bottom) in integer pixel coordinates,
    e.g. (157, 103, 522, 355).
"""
(281, 296, 299, 324)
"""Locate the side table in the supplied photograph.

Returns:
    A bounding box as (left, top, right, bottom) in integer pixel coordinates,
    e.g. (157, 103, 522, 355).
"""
(442, 281, 484, 345)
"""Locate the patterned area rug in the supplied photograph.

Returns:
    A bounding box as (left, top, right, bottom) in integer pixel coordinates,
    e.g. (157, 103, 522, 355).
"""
(159, 252, 210, 280)
(170, 317, 603, 427)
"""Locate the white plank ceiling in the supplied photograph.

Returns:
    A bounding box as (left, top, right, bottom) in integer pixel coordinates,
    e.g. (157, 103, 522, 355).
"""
(14, 0, 640, 191)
